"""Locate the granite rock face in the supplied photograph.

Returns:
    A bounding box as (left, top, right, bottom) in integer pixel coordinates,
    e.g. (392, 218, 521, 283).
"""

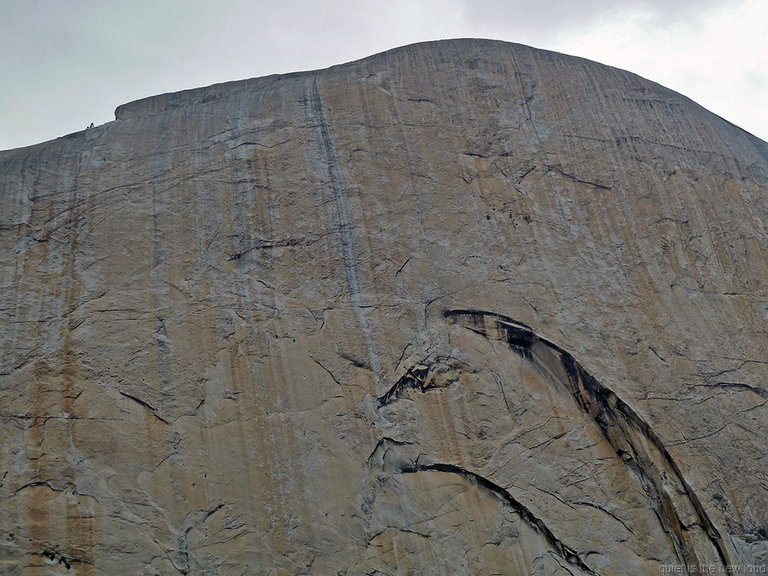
(2, 39, 768, 575)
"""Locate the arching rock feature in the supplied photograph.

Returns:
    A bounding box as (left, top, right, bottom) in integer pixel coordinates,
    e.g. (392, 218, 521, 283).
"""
(444, 309, 731, 567)
(363, 309, 738, 574)
(2, 39, 768, 574)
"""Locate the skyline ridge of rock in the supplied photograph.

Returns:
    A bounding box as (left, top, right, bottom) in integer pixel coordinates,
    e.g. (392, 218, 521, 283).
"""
(1, 38, 767, 574)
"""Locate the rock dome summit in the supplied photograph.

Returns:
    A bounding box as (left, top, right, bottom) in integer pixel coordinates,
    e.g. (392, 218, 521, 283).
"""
(1, 39, 767, 574)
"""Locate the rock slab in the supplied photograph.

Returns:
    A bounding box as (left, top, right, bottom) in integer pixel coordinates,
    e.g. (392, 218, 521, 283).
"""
(2, 39, 768, 574)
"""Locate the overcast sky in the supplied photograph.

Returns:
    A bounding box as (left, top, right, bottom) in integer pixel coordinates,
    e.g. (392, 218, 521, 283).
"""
(2, 0, 766, 151)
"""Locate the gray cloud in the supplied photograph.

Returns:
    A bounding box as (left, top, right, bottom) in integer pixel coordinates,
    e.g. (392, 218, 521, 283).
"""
(0, 0, 764, 149)
(459, 0, 729, 42)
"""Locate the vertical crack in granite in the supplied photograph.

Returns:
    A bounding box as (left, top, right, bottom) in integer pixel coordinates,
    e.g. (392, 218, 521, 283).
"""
(308, 74, 381, 381)
(444, 309, 732, 570)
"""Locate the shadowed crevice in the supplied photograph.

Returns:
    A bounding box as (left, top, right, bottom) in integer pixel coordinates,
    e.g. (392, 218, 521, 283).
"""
(376, 357, 469, 407)
(370, 438, 599, 575)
